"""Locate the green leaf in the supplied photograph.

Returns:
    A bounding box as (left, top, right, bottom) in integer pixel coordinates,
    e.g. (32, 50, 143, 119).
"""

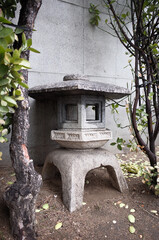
(15, 89, 21, 96)
(0, 17, 12, 24)
(42, 203, 49, 210)
(11, 70, 22, 79)
(11, 82, 18, 89)
(27, 38, 32, 48)
(0, 106, 9, 113)
(121, 13, 127, 19)
(2, 128, 8, 136)
(5, 117, 12, 126)
(117, 144, 122, 150)
(127, 144, 131, 148)
(0, 46, 5, 62)
(129, 226, 135, 234)
(55, 222, 62, 230)
(152, 48, 158, 54)
(5, 33, 15, 44)
(137, 125, 143, 131)
(0, 27, 13, 38)
(0, 118, 5, 125)
(128, 214, 135, 223)
(18, 81, 29, 89)
(0, 38, 7, 49)
(1, 100, 7, 106)
(29, 47, 40, 53)
(16, 96, 24, 101)
(7, 181, 13, 185)
(13, 49, 20, 59)
(148, 92, 154, 100)
(117, 137, 123, 143)
(15, 28, 23, 34)
(22, 32, 26, 45)
(12, 65, 23, 71)
(4, 52, 11, 63)
(12, 58, 23, 65)
(0, 64, 8, 77)
(0, 136, 6, 143)
(4, 96, 17, 106)
(6, 48, 13, 53)
(8, 107, 15, 113)
(19, 59, 31, 68)
(111, 142, 116, 146)
(0, 78, 10, 86)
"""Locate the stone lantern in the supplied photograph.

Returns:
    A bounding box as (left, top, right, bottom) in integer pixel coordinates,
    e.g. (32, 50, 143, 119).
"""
(29, 75, 129, 212)
(52, 76, 111, 149)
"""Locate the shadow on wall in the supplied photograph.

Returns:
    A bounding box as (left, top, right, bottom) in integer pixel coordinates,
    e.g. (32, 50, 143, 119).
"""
(28, 98, 59, 166)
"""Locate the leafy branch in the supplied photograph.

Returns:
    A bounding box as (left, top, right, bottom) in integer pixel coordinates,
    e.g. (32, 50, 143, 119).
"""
(89, 0, 159, 187)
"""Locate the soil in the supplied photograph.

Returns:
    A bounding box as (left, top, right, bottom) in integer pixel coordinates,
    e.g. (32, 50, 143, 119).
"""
(0, 148, 159, 240)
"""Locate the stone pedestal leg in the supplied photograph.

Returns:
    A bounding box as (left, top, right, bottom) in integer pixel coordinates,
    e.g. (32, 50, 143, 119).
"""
(61, 170, 85, 212)
(106, 165, 127, 192)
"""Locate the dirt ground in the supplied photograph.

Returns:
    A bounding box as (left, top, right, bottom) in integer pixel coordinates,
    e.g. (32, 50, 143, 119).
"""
(0, 148, 159, 240)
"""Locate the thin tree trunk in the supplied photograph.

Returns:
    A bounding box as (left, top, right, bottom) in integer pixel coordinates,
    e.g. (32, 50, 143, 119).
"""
(4, 1, 42, 239)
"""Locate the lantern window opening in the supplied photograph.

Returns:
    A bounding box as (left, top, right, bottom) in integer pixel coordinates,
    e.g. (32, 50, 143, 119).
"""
(64, 104, 78, 122)
(85, 101, 102, 123)
(86, 103, 99, 121)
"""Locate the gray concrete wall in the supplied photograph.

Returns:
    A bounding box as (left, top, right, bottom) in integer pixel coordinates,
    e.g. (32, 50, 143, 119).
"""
(1, 0, 136, 166)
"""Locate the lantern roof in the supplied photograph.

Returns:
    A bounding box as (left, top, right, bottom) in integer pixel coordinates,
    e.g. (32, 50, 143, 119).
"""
(29, 75, 130, 100)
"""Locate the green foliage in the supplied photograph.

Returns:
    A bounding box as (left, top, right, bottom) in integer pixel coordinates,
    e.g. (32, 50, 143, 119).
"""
(111, 103, 119, 114)
(0, 3, 39, 151)
(0, 0, 19, 19)
(120, 159, 145, 177)
(89, 4, 101, 26)
(0, 13, 31, 143)
(111, 137, 126, 150)
(89, 0, 159, 152)
(142, 165, 159, 195)
(119, 157, 159, 195)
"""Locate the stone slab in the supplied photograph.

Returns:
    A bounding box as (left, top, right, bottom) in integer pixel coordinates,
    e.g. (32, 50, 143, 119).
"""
(51, 129, 112, 149)
(29, 79, 130, 100)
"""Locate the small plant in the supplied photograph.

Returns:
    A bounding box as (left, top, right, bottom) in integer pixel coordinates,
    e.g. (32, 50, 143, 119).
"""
(119, 159, 145, 177)
(111, 137, 138, 151)
(111, 137, 126, 150)
(119, 157, 159, 196)
(142, 165, 159, 196)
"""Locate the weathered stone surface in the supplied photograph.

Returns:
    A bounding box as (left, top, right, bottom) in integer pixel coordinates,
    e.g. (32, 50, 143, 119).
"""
(29, 78, 130, 100)
(57, 95, 106, 130)
(42, 148, 128, 212)
(51, 129, 112, 149)
(63, 74, 89, 81)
